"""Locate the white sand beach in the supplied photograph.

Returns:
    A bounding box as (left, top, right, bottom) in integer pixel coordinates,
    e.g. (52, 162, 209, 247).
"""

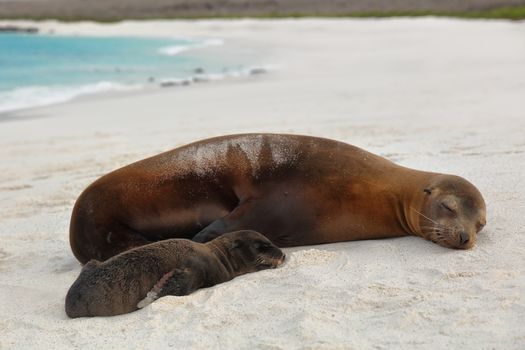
(0, 18, 524, 349)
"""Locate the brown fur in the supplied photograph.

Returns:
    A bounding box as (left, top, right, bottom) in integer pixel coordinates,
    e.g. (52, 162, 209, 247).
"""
(70, 133, 486, 264)
(65, 230, 285, 318)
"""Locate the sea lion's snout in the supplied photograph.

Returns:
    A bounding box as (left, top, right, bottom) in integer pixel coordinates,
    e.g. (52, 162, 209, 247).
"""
(223, 230, 285, 271)
(459, 231, 470, 246)
(269, 252, 286, 268)
(259, 246, 285, 269)
(417, 175, 486, 250)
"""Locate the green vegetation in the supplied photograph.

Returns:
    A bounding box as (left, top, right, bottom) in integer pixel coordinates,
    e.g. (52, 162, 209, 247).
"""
(343, 6, 525, 20)
(1, 6, 525, 22)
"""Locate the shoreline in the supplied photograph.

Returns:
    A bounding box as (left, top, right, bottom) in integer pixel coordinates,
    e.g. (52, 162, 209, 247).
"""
(1, 18, 524, 349)
(0, 65, 274, 116)
(0, 16, 521, 116)
(0, 25, 277, 115)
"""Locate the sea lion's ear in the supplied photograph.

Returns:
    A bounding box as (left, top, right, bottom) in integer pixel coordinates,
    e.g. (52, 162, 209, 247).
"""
(423, 188, 432, 195)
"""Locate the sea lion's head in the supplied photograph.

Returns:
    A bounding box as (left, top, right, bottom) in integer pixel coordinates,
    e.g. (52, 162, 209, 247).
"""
(416, 175, 486, 249)
(217, 230, 285, 274)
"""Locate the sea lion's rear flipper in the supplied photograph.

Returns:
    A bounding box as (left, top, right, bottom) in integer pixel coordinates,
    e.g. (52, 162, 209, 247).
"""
(137, 268, 202, 309)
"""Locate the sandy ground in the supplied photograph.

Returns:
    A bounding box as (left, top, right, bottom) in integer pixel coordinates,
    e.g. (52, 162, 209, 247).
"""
(0, 18, 524, 349)
(1, 0, 525, 20)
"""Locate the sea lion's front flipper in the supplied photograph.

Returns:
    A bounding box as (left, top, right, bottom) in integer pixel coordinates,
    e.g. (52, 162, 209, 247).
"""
(192, 195, 301, 246)
(192, 199, 259, 243)
(137, 268, 201, 309)
(192, 217, 231, 243)
(157, 268, 202, 297)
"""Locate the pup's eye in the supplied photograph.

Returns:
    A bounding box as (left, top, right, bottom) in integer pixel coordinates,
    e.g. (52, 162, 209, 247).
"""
(423, 188, 432, 195)
(441, 203, 455, 213)
(232, 240, 243, 249)
(254, 242, 271, 250)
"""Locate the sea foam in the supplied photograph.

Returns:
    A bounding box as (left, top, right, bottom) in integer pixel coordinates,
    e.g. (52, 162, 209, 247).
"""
(158, 38, 224, 56)
(0, 82, 141, 114)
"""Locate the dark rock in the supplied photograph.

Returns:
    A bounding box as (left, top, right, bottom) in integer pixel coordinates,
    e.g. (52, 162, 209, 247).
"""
(0, 26, 38, 34)
(160, 79, 192, 87)
(192, 75, 209, 83)
(249, 67, 267, 75)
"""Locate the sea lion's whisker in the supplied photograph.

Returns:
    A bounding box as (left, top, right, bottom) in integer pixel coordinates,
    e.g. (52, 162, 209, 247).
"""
(255, 256, 267, 266)
(410, 207, 441, 226)
(421, 225, 453, 234)
(420, 225, 442, 230)
(419, 224, 459, 246)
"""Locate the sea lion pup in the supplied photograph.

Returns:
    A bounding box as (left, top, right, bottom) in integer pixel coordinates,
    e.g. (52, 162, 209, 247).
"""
(65, 230, 285, 318)
(70, 133, 486, 263)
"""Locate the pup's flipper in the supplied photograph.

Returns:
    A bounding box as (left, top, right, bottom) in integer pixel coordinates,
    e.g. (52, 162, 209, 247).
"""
(137, 268, 201, 309)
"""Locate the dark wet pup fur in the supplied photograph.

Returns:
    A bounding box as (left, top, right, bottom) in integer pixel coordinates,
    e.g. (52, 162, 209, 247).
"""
(65, 230, 285, 318)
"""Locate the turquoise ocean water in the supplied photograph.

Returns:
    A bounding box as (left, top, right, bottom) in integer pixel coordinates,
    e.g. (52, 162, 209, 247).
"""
(0, 33, 256, 113)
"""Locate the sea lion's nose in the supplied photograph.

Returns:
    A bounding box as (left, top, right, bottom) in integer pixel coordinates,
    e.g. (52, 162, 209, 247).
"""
(459, 232, 470, 245)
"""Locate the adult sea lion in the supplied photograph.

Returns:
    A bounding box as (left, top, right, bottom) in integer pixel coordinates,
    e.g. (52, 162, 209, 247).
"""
(70, 133, 486, 264)
(65, 230, 285, 318)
